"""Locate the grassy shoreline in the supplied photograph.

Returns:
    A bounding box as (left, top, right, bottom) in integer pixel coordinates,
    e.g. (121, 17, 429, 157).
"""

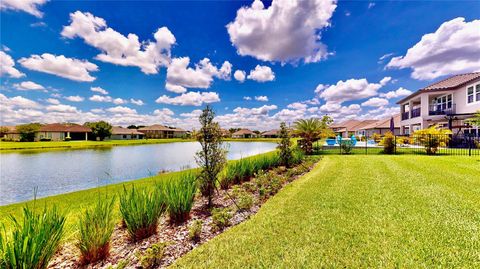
(0, 150, 279, 235)
(0, 138, 279, 151)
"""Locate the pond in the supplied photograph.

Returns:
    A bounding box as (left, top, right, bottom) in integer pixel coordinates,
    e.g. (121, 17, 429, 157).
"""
(0, 141, 277, 206)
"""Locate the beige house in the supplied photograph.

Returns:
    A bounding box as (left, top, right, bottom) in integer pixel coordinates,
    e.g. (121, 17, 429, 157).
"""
(359, 115, 401, 137)
(398, 72, 480, 135)
(232, 129, 256, 138)
(109, 127, 145, 140)
(36, 123, 92, 141)
(138, 124, 186, 138)
(0, 126, 20, 141)
(261, 129, 279, 138)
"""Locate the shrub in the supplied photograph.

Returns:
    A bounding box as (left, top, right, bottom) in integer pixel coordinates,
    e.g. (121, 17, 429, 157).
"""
(242, 181, 257, 193)
(119, 186, 165, 241)
(371, 133, 382, 143)
(382, 131, 396, 154)
(231, 186, 254, 211)
(107, 259, 128, 269)
(413, 125, 452, 155)
(64, 136, 71, 141)
(291, 148, 304, 165)
(159, 173, 197, 224)
(0, 206, 65, 269)
(211, 208, 232, 231)
(76, 197, 116, 264)
(188, 220, 203, 242)
(137, 242, 168, 268)
(16, 123, 41, 142)
(339, 140, 354, 154)
(277, 122, 293, 167)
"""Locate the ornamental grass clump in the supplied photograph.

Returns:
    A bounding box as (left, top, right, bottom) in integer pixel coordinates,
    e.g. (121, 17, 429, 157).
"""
(0, 206, 66, 269)
(76, 197, 116, 265)
(159, 172, 198, 224)
(119, 186, 165, 241)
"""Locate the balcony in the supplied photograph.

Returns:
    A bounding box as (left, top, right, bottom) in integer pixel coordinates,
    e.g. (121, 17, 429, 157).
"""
(429, 104, 456, 116)
(401, 111, 409, 120)
(411, 107, 421, 118)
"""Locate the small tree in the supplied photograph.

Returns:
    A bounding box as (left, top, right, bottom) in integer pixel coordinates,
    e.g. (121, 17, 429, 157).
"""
(277, 122, 293, 167)
(16, 123, 41, 142)
(85, 121, 112, 141)
(466, 110, 480, 127)
(413, 125, 452, 155)
(195, 105, 227, 207)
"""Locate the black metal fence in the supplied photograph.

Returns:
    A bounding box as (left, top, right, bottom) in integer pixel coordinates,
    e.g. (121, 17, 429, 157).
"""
(316, 134, 480, 156)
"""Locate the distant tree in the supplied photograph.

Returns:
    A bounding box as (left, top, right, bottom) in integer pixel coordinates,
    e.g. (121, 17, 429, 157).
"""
(253, 130, 261, 135)
(277, 122, 293, 167)
(229, 128, 240, 134)
(85, 121, 112, 141)
(195, 105, 227, 207)
(0, 126, 9, 136)
(127, 125, 138, 129)
(16, 123, 41, 142)
(319, 115, 335, 138)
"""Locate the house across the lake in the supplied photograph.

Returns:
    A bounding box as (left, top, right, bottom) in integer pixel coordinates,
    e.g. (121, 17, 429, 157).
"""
(138, 124, 186, 139)
(0, 126, 20, 141)
(232, 129, 256, 138)
(109, 127, 145, 140)
(261, 129, 279, 138)
(397, 72, 480, 136)
(37, 123, 92, 141)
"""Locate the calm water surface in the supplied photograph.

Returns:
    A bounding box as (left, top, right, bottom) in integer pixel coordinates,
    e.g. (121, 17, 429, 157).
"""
(0, 142, 276, 205)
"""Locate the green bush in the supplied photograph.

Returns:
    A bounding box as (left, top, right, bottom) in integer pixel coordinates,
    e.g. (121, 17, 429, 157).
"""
(159, 172, 197, 224)
(119, 186, 165, 241)
(76, 197, 116, 264)
(231, 186, 254, 211)
(0, 206, 66, 269)
(188, 220, 203, 242)
(381, 131, 396, 154)
(242, 181, 257, 193)
(211, 208, 232, 231)
(137, 242, 167, 268)
(340, 140, 354, 154)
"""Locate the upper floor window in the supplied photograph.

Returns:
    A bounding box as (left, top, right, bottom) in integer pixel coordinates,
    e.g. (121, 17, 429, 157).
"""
(467, 82, 480, 104)
(434, 94, 452, 110)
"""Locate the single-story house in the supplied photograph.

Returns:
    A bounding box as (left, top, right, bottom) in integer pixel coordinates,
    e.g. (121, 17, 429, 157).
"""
(232, 129, 256, 138)
(359, 115, 401, 137)
(331, 120, 377, 138)
(109, 127, 145, 140)
(261, 129, 279, 138)
(0, 126, 20, 141)
(138, 124, 187, 139)
(36, 123, 92, 141)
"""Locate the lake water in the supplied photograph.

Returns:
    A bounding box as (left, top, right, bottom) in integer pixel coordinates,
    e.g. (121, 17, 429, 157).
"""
(0, 141, 276, 206)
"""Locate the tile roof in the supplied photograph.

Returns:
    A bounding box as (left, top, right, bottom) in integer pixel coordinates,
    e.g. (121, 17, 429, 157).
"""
(361, 114, 401, 130)
(112, 127, 144, 135)
(138, 124, 185, 132)
(261, 129, 279, 136)
(39, 123, 91, 132)
(232, 129, 255, 135)
(397, 72, 480, 104)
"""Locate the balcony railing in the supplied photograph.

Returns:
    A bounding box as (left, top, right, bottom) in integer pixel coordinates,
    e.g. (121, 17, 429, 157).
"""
(411, 107, 421, 118)
(401, 111, 409, 120)
(429, 104, 456, 116)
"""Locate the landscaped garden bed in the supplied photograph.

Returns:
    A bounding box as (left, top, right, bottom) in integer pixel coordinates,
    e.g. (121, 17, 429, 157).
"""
(45, 156, 320, 268)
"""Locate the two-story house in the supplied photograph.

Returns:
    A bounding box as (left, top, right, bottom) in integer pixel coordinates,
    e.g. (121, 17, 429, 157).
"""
(397, 72, 480, 136)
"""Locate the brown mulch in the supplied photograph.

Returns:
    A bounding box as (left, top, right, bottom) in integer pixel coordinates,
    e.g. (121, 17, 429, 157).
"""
(48, 159, 320, 269)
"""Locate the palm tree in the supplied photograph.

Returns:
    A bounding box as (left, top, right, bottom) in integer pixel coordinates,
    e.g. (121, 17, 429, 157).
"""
(293, 118, 323, 154)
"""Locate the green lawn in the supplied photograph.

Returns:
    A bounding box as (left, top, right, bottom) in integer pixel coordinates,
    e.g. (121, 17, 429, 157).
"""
(0, 138, 279, 151)
(172, 155, 480, 268)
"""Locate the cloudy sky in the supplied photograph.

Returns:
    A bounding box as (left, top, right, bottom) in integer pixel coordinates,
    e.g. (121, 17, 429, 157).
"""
(1, 0, 479, 130)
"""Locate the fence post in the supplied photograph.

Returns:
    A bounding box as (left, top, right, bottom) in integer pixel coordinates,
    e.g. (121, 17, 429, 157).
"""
(365, 135, 368, 155)
(469, 135, 472, 156)
(394, 135, 397, 154)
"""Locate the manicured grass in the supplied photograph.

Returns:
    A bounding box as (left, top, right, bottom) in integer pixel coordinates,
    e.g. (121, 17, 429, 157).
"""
(0, 138, 279, 151)
(172, 155, 480, 268)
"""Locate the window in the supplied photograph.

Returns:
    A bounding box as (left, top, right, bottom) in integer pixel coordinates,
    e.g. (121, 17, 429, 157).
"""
(467, 82, 480, 104)
(434, 94, 452, 110)
(123, 135, 127, 139)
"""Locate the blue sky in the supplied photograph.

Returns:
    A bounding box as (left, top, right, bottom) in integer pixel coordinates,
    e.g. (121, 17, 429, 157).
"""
(1, 0, 479, 130)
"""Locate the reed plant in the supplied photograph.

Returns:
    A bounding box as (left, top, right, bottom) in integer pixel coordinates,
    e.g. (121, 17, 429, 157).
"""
(119, 186, 165, 241)
(159, 172, 198, 224)
(0, 206, 66, 269)
(76, 197, 116, 264)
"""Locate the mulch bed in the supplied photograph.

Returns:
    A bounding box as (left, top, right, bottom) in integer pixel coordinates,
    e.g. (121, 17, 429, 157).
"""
(48, 158, 321, 269)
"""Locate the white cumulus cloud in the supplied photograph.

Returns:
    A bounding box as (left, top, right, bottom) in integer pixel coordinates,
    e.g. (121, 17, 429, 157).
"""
(233, 70, 246, 82)
(61, 11, 176, 74)
(18, 53, 98, 82)
(64, 95, 84, 102)
(247, 65, 275, 82)
(0, 0, 48, 18)
(227, 0, 337, 64)
(255, 95, 269, 102)
(155, 91, 220, 106)
(361, 97, 389, 107)
(380, 87, 412, 99)
(0, 51, 25, 78)
(90, 86, 108, 95)
(317, 77, 390, 104)
(13, 81, 45, 91)
(387, 17, 480, 80)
